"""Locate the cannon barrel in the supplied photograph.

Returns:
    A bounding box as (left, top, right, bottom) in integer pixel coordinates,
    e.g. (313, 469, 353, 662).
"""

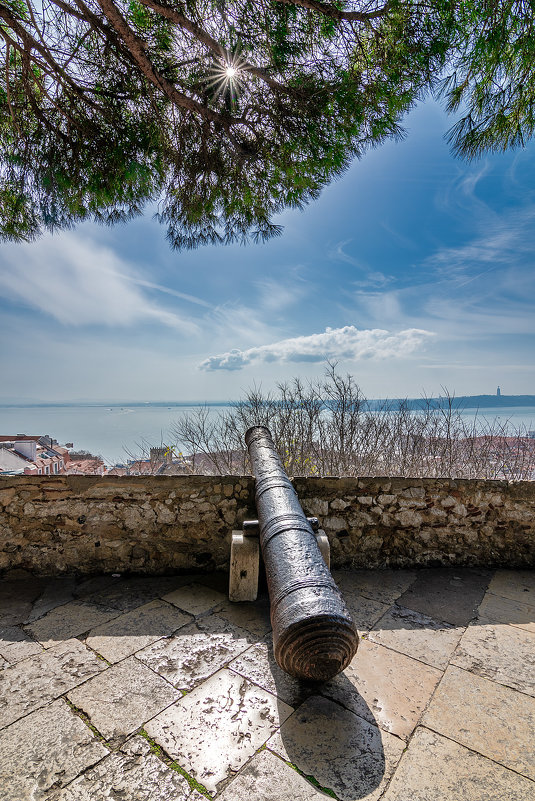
(245, 425, 358, 681)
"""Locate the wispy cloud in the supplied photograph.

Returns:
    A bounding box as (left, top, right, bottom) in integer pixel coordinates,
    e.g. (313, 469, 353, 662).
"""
(114, 274, 212, 308)
(426, 208, 535, 280)
(0, 232, 198, 333)
(435, 161, 496, 224)
(200, 325, 435, 371)
(329, 240, 395, 289)
(328, 240, 368, 270)
(254, 275, 308, 312)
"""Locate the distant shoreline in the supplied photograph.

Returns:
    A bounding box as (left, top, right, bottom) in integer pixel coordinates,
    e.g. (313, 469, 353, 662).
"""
(1, 395, 534, 411)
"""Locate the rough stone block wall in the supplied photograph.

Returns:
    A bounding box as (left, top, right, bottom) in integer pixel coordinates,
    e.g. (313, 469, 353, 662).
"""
(0, 475, 533, 575)
(295, 477, 535, 569)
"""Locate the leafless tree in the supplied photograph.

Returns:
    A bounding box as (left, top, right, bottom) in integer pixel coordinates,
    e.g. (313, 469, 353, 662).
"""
(167, 367, 534, 480)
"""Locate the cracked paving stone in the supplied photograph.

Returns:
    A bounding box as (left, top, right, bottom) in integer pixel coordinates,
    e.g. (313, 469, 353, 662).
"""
(369, 605, 463, 670)
(85, 576, 192, 612)
(0, 625, 43, 664)
(422, 665, 535, 780)
(24, 600, 122, 648)
(0, 637, 105, 729)
(487, 570, 535, 606)
(0, 698, 107, 800)
(73, 574, 119, 599)
(381, 726, 535, 801)
(332, 569, 417, 606)
(216, 597, 272, 638)
(24, 576, 77, 623)
(145, 667, 293, 796)
(55, 746, 193, 800)
(321, 638, 442, 740)
(451, 620, 535, 696)
(162, 583, 227, 616)
(0, 577, 47, 626)
(217, 748, 331, 800)
(336, 591, 389, 635)
(135, 614, 255, 691)
(228, 640, 316, 709)
(86, 600, 191, 663)
(267, 695, 404, 801)
(396, 568, 491, 626)
(67, 656, 180, 742)
(476, 592, 535, 634)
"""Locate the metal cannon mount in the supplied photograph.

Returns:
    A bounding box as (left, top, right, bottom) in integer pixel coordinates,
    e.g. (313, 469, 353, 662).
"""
(229, 425, 358, 682)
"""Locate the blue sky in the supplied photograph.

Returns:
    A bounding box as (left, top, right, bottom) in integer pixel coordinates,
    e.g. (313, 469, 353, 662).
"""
(1, 98, 534, 402)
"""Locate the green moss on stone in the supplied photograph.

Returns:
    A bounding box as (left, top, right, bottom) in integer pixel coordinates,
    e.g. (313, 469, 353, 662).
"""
(64, 697, 112, 749)
(138, 728, 211, 797)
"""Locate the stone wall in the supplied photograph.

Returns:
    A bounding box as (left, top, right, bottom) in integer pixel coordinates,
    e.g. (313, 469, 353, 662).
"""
(0, 475, 533, 575)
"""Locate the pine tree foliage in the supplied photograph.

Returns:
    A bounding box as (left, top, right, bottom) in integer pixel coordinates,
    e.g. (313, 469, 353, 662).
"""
(0, 0, 533, 247)
(441, 0, 535, 158)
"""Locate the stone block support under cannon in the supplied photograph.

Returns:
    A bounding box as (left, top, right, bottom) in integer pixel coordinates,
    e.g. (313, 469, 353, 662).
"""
(243, 425, 358, 681)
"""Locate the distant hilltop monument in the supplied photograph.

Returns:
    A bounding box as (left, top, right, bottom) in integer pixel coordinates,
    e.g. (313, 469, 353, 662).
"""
(497, 386, 501, 396)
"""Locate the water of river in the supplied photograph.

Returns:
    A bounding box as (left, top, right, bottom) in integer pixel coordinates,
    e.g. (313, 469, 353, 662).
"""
(1, 403, 534, 466)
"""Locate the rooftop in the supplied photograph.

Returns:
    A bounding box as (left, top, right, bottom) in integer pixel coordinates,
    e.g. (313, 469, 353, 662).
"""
(0, 567, 533, 800)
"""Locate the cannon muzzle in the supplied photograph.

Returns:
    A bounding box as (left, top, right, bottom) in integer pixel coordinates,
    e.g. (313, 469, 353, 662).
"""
(245, 425, 358, 681)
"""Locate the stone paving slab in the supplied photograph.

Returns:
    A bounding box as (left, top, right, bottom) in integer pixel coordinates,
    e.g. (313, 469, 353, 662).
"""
(267, 695, 405, 801)
(369, 605, 463, 670)
(73, 574, 118, 599)
(0, 624, 43, 664)
(229, 639, 317, 709)
(136, 614, 256, 691)
(336, 591, 390, 634)
(55, 744, 194, 801)
(86, 599, 192, 663)
(321, 638, 442, 740)
(477, 591, 535, 634)
(0, 698, 107, 800)
(0, 577, 47, 626)
(381, 726, 535, 801)
(145, 668, 293, 795)
(1, 568, 534, 801)
(396, 567, 491, 626)
(85, 575, 192, 612)
(162, 583, 227, 616)
(217, 597, 272, 638)
(67, 656, 181, 742)
(0, 637, 105, 729)
(332, 568, 417, 606)
(217, 749, 329, 800)
(451, 620, 535, 696)
(24, 575, 77, 623)
(488, 569, 535, 605)
(24, 600, 122, 648)
(422, 665, 535, 780)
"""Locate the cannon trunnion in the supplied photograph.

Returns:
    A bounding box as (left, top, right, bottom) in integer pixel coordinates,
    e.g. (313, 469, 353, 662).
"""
(245, 426, 358, 681)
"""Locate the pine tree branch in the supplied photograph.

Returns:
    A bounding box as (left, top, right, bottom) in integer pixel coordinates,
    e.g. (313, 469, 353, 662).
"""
(95, 0, 242, 127)
(272, 0, 390, 22)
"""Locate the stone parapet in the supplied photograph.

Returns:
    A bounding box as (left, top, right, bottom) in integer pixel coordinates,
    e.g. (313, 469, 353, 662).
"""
(0, 475, 533, 575)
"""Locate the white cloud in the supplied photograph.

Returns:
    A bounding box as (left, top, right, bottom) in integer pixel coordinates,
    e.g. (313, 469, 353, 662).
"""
(0, 232, 198, 333)
(200, 325, 435, 371)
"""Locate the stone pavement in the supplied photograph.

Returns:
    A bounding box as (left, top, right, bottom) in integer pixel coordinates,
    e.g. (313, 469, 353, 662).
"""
(0, 567, 534, 800)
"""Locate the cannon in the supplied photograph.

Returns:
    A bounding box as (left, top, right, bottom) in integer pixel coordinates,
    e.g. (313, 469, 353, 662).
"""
(245, 425, 358, 681)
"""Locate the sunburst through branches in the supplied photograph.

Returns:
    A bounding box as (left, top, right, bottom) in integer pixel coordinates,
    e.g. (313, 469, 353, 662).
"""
(205, 50, 248, 109)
